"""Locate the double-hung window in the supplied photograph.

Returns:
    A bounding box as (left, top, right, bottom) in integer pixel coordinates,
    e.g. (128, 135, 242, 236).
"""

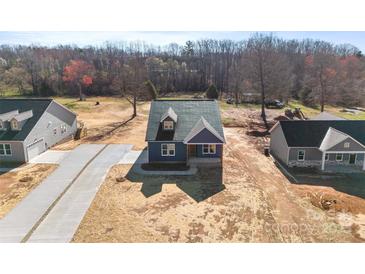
(61, 124, 67, 134)
(297, 150, 305, 161)
(203, 144, 216, 154)
(11, 120, 18, 130)
(0, 121, 4, 130)
(325, 153, 329, 161)
(0, 144, 12, 156)
(163, 121, 174, 130)
(161, 144, 175, 156)
(336, 153, 343, 161)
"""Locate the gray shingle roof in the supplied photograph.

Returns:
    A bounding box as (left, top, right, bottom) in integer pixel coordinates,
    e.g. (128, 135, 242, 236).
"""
(279, 120, 365, 147)
(146, 99, 225, 142)
(0, 98, 52, 141)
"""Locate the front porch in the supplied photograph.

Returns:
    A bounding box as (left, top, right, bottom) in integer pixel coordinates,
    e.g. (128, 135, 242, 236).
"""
(321, 152, 365, 172)
(186, 144, 223, 166)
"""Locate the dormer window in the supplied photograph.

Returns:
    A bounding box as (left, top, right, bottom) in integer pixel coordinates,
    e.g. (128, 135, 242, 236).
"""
(11, 120, 19, 130)
(163, 121, 174, 130)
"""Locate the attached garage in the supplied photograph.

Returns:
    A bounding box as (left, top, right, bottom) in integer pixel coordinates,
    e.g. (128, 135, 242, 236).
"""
(27, 138, 46, 161)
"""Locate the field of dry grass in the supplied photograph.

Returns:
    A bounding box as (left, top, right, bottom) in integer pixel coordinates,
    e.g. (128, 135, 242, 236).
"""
(0, 164, 57, 219)
(52, 97, 150, 151)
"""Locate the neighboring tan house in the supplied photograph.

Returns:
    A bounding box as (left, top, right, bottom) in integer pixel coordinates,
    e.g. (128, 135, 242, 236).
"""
(0, 98, 77, 163)
(145, 99, 225, 166)
(270, 120, 365, 172)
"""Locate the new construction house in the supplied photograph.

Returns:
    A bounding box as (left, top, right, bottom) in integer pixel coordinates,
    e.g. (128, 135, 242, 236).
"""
(145, 99, 225, 166)
(270, 120, 365, 172)
(0, 98, 77, 163)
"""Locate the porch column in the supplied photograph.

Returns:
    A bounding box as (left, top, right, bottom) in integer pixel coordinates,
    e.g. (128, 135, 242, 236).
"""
(363, 153, 365, 171)
(321, 151, 326, 171)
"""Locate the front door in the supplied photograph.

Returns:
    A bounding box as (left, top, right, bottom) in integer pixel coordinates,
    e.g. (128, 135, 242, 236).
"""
(188, 145, 196, 157)
(349, 154, 356, 164)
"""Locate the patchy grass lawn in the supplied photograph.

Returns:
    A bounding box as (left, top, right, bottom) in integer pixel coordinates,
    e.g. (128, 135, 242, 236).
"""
(287, 100, 365, 120)
(0, 164, 57, 219)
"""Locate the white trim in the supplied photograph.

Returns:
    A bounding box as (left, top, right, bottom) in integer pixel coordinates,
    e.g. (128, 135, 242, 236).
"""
(324, 150, 365, 153)
(268, 121, 280, 133)
(289, 146, 318, 149)
(161, 143, 175, 157)
(202, 144, 216, 155)
(297, 150, 305, 161)
(183, 142, 222, 145)
(0, 143, 12, 156)
(321, 152, 326, 170)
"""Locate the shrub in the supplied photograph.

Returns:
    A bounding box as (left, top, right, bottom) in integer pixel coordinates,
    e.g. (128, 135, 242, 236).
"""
(206, 84, 219, 99)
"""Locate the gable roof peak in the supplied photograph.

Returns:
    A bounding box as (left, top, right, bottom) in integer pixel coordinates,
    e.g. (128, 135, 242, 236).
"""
(160, 106, 178, 123)
(183, 116, 225, 144)
(0, 110, 19, 121)
(13, 110, 34, 122)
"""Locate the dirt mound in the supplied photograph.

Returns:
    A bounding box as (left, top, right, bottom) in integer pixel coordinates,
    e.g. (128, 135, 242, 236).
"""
(274, 115, 289, 121)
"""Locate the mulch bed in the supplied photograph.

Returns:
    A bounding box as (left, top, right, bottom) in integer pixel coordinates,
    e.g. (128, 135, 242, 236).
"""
(141, 163, 190, 171)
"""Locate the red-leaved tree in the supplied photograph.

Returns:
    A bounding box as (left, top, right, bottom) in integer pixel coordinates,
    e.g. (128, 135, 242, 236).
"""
(63, 60, 95, 100)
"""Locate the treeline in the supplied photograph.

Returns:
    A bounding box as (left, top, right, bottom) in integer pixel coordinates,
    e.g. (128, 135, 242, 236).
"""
(0, 33, 364, 107)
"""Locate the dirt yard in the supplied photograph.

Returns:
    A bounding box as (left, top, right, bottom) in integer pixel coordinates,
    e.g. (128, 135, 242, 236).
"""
(0, 164, 57, 219)
(72, 103, 364, 242)
(53, 97, 150, 151)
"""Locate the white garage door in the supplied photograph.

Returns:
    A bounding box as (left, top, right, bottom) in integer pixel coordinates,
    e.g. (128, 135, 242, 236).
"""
(27, 139, 46, 160)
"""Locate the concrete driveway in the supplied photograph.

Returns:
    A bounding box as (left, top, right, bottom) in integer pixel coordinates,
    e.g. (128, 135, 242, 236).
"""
(0, 144, 133, 243)
(29, 150, 71, 164)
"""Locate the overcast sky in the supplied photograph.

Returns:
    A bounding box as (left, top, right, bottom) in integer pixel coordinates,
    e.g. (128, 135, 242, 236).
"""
(0, 31, 364, 52)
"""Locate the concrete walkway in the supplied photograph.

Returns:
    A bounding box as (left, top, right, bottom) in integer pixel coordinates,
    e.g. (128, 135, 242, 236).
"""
(0, 144, 106, 243)
(119, 150, 148, 164)
(27, 144, 132, 243)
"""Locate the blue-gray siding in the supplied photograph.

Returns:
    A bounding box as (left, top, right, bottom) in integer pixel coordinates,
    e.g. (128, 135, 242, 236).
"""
(148, 141, 187, 163)
(188, 128, 224, 144)
(195, 144, 222, 158)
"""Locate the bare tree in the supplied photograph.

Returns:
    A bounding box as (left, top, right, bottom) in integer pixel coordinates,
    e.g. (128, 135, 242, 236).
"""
(303, 42, 337, 112)
(242, 34, 292, 129)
